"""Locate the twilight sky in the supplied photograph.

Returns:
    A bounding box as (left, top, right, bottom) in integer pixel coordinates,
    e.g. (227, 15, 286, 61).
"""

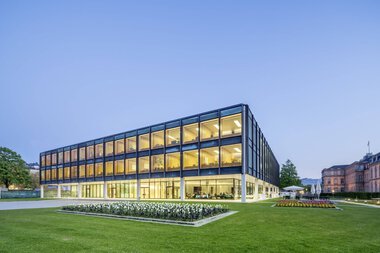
(0, 1, 379, 178)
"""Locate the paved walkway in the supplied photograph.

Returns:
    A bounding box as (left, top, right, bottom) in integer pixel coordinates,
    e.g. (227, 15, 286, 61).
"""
(0, 199, 115, 211)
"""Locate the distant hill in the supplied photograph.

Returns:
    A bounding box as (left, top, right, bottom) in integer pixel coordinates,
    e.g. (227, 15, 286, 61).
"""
(301, 178, 321, 186)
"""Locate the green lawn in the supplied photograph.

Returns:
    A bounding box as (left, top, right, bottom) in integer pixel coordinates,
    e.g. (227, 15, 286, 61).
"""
(0, 200, 379, 253)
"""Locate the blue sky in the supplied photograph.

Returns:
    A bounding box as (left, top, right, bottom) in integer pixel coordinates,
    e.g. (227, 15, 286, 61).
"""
(0, 1, 379, 178)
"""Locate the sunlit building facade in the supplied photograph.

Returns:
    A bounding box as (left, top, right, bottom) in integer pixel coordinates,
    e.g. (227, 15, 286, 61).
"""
(40, 104, 280, 202)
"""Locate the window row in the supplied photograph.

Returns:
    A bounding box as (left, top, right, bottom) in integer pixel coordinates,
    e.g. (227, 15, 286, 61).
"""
(41, 114, 242, 166)
(41, 144, 242, 180)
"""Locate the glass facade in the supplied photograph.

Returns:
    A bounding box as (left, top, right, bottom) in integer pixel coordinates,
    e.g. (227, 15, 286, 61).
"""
(138, 134, 149, 151)
(81, 183, 104, 198)
(79, 147, 85, 161)
(126, 137, 136, 153)
(166, 152, 180, 171)
(183, 123, 198, 144)
(115, 139, 124, 155)
(151, 131, 164, 149)
(139, 156, 150, 173)
(140, 179, 180, 199)
(95, 162, 103, 177)
(166, 127, 180, 147)
(185, 178, 240, 199)
(126, 158, 136, 174)
(221, 113, 242, 138)
(107, 181, 137, 199)
(151, 154, 164, 172)
(200, 147, 219, 169)
(95, 144, 103, 158)
(40, 104, 279, 201)
(200, 119, 219, 141)
(87, 145, 94, 159)
(115, 160, 124, 175)
(183, 150, 198, 170)
(105, 142, 113, 156)
(105, 161, 113, 176)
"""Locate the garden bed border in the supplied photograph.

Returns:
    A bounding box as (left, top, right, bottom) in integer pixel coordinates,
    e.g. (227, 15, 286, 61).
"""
(57, 210, 238, 227)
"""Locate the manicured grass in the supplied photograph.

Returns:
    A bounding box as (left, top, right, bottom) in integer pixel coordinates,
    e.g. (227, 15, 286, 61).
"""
(0, 200, 379, 253)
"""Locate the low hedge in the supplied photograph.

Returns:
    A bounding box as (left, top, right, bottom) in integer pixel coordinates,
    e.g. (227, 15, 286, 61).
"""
(320, 192, 380, 200)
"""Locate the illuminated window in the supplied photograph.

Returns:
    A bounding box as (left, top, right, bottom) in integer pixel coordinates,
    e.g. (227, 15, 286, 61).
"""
(41, 170, 45, 181)
(166, 152, 180, 171)
(41, 155, 45, 167)
(79, 148, 86, 160)
(58, 168, 63, 180)
(126, 158, 136, 174)
(126, 137, 137, 153)
(51, 169, 57, 180)
(115, 160, 124, 175)
(221, 113, 242, 137)
(138, 156, 150, 173)
(51, 153, 57, 165)
(87, 145, 94, 159)
(46, 155, 51, 166)
(183, 150, 198, 170)
(71, 166, 78, 179)
(138, 134, 150, 151)
(64, 166, 70, 179)
(115, 139, 125, 155)
(221, 144, 242, 167)
(183, 123, 198, 144)
(79, 165, 85, 178)
(105, 161, 113, 176)
(105, 141, 113, 156)
(58, 152, 63, 164)
(95, 144, 103, 158)
(166, 127, 180, 147)
(45, 170, 51, 181)
(151, 131, 164, 149)
(200, 147, 219, 169)
(151, 154, 164, 172)
(86, 164, 94, 177)
(95, 162, 103, 177)
(200, 119, 219, 141)
(64, 151, 70, 163)
(71, 149, 77, 162)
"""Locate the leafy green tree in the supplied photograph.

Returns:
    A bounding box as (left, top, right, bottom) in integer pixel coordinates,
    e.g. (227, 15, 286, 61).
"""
(280, 159, 301, 188)
(0, 147, 31, 189)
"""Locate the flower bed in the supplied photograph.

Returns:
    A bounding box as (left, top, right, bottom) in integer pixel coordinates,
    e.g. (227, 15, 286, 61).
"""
(275, 200, 336, 208)
(62, 202, 229, 221)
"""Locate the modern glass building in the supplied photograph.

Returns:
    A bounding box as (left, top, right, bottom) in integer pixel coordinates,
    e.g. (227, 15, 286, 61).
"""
(39, 104, 279, 202)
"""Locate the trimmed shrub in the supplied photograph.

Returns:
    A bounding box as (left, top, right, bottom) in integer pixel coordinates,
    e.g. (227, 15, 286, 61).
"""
(62, 202, 228, 221)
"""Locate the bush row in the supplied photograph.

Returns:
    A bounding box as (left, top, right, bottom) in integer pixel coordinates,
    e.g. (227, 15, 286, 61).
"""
(62, 201, 229, 221)
(320, 192, 380, 200)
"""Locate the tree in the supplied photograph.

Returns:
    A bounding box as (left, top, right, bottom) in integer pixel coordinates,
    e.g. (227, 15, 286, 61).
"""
(0, 147, 31, 189)
(280, 159, 301, 188)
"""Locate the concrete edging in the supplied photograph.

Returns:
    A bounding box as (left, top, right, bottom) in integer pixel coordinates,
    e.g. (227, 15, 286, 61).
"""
(57, 210, 238, 227)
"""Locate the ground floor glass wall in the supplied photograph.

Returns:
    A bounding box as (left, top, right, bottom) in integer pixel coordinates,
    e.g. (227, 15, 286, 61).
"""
(107, 181, 137, 199)
(81, 183, 104, 198)
(43, 185, 58, 198)
(61, 185, 78, 198)
(185, 178, 241, 200)
(140, 179, 180, 199)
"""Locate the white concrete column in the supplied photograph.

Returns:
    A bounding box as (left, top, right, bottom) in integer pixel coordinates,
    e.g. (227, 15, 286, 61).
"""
(77, 183, 81, 198)
(40, 185, 44, 199)
(136, 179, 141, 201)
(254, 180, 259, 200)
(103, 182, 107, 199)
(241, 173, 246, 203)
(57, 185, 61, 198)
(180, 177, 185, 201)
